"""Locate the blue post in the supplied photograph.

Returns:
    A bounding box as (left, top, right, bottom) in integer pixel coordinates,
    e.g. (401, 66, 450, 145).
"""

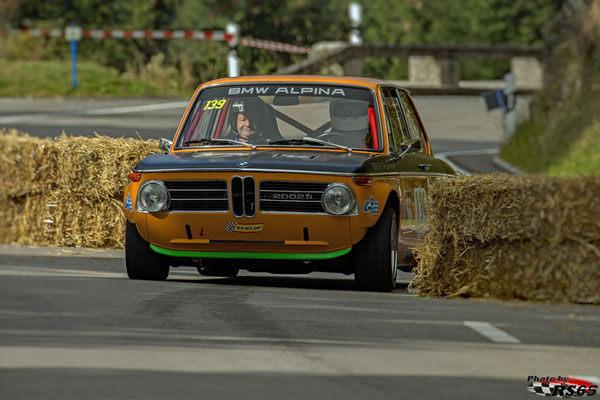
(69, 24, 78, 89)
(494, 88, 506, 116)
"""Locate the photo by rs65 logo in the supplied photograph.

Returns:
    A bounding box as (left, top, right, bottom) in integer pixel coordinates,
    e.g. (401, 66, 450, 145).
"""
(527, 376, 598, 397)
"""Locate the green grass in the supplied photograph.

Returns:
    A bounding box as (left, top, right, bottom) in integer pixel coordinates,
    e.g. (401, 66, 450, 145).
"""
(500, 90, 600, 176)
(0, 59, 184, 98)
(546, 122, 600, 176)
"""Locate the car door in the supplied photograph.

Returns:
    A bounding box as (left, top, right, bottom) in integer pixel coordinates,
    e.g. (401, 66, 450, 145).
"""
(397, 89, 449, 240)
(381, 87, 428, 261)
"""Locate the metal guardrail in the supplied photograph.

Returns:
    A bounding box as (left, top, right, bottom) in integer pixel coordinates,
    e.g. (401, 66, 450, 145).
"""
(277, 44, 545, 75)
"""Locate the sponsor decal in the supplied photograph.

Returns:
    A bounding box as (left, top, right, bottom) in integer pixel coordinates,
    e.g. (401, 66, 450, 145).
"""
(526, 376, 598, 397)
(363, 195, 379, 214)
(271, 153, 319, 159)
(203, 99, 227, 110)
(228, 87, 270, 95)
(226, 222, 263, 233)
(125, 194, 133, 211)
(227, 86, 346, 96)
(191, 152, 249, 158)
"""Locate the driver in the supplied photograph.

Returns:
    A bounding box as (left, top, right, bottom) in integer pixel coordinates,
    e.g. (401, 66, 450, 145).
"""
(222, 97, 267, 143)
(329, 98, 371, 148)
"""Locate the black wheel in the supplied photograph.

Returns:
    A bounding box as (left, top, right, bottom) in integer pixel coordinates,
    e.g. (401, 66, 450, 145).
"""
(125, 221, 170, 280)
(354, 206, 398, 291)
(196, 259, 239, 277)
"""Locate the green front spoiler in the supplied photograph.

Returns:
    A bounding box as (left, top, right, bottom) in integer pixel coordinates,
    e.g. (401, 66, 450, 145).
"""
(150, 245, 351, 260)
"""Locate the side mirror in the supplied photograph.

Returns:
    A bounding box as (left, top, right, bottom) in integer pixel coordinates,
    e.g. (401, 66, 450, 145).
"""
(159, 138, 173, 152)
(394, 138, 421, 159)
(400, 138, 421, 152)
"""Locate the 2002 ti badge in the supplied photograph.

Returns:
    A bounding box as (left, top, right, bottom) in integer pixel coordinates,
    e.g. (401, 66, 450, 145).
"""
(123, 75, 456, 291)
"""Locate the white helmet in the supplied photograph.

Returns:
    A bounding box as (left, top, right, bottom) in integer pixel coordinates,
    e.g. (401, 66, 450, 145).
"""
(329, 99, 369, 132)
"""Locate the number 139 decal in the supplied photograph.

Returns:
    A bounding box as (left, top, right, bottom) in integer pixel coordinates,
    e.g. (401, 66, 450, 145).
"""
(203, 99, 227, 110)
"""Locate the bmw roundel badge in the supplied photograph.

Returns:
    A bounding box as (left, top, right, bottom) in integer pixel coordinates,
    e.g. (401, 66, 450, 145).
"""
(238, 161, 249, 167)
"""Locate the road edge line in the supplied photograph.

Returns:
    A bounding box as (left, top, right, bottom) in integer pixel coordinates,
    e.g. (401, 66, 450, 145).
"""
(464, 320, 521, 344)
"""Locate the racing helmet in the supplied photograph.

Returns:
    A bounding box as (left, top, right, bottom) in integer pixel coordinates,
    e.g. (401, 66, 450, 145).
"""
(329, 99, 369, 132)
(230, 96, 267, 135)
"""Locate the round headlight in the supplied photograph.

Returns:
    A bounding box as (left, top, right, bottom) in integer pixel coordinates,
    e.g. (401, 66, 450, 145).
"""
(322, 183, 355, 215)
(138, 181, 169, 213)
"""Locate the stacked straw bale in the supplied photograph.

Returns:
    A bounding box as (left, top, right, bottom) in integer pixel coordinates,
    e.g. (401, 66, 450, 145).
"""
(411, 174, 600, 304)
(0, 129, 159, 248)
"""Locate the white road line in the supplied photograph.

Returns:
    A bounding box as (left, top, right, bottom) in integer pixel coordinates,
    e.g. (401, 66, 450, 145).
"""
(0, 101, 188, 125)
(573, 376, 600, 384)
(463, 320, 520, 344)
(438, 148, 500, 156)
(83, 101, 188, 115)
(0, 114, 52, 124)
(0, 265, 124, 279)
(2, 341, 598, 378)
(0, 329, 372, 347)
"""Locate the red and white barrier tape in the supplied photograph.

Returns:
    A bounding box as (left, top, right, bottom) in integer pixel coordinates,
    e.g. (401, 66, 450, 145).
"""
(82, 29, 229, 40)
(0, 28, 310, 54)
(1, 28, 63, 37)
(239, 37, 309, 54)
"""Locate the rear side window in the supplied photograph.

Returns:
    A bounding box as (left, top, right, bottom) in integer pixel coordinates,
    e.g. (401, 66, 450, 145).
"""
(382, 88, 410, 152)
(398, 90, 426, 153)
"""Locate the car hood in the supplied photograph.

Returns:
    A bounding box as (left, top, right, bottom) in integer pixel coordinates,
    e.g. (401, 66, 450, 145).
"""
(134, 149, 396, 175)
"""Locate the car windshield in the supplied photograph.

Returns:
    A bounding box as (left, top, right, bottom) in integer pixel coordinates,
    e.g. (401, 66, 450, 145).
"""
(176, 84, 380, 150)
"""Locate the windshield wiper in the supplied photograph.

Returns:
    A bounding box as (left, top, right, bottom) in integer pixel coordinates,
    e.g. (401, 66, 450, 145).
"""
(269, 137, 352, 152)
(182, 138, 256, 150)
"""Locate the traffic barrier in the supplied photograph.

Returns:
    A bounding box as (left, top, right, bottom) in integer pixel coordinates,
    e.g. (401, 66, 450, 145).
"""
(0, 27, 310, 53)
(0, 129, 159, 249)
(411, 174, 600, 304)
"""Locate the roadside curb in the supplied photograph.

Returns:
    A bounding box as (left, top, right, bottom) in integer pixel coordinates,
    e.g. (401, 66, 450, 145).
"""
(492, 156, 524, 175)
(0, 243, 123, 258)
(436, 148, 500, 176)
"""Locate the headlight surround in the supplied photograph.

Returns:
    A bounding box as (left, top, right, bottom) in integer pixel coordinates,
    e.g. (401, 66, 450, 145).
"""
(322, 183, 356, 215)
(137, 181, 169, 213)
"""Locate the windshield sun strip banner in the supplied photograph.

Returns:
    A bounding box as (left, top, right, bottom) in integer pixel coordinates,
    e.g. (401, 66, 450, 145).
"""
(174, 83, 383, 151)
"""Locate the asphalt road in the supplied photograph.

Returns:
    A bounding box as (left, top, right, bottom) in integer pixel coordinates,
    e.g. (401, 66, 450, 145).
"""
(0, 245, 599, 400)
(2, 96, 598, 399)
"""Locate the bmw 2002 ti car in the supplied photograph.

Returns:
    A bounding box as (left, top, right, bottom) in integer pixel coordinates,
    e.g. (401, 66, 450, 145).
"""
(123, 75, 456, 291)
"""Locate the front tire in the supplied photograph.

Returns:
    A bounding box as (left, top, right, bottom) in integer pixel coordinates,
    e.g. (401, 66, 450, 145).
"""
(125, 221, 170, 280)
(354, 206, 398, 291)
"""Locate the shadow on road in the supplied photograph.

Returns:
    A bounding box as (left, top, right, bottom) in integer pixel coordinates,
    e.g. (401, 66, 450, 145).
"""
(169, 274, 410, 293)
(0, 368, 532, 400)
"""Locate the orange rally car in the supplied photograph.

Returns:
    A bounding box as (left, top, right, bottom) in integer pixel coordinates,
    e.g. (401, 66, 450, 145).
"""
(123, 75, 456, 291)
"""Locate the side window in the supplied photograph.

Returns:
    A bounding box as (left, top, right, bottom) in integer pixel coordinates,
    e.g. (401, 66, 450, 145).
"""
(398, 90, 427, 153)
(382, 88, 410, 152)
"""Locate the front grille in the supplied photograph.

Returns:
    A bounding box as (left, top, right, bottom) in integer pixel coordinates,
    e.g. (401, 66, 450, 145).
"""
(231, 176, 256, 217)
(259, 181, 328, 213)
(164, 180, 228, 212)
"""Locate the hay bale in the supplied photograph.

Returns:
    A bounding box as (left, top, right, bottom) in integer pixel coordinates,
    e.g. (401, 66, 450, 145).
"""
(412, 174, 600, 304)
(0, 129, 159, 248)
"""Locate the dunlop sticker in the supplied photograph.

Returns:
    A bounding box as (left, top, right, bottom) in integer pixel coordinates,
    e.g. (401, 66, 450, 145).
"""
(226, 222, 263, 233)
